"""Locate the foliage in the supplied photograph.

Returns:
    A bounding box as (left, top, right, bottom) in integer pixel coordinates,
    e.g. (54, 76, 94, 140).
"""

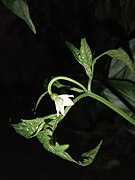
(12, 95, 102, 166)
(103, 39, 135, 119)
(1, 0, 36, 33)
(1, 0, 135, 167)
(12, 38, 135, 166)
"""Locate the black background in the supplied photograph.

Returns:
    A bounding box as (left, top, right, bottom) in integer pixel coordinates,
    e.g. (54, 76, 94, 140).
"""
(0, 0, 135, 179)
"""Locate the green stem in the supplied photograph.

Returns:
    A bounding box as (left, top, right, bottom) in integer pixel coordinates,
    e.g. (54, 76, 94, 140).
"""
(48, 76, 135, 125)
(87, 78, 92, 91)
(87, 64, 95, 91)
(66, 92, 135, 125)
(88, 92, 135, 125)
(48, 76, 87, 95)
(92, 52, 106, 66)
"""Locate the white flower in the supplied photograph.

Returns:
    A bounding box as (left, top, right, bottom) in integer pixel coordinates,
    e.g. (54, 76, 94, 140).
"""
(54, 94, 74, 116)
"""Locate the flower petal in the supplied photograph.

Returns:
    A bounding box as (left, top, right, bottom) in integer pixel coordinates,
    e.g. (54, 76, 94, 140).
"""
(54, 94, 74, 116)
(58, 95, 74, 106)
(63, 98, 74, 106)
(55, 101, 60, 116)
(58, 103, 65, 116)
(59, 94, 74, 98)
(56, 96, 64, 106)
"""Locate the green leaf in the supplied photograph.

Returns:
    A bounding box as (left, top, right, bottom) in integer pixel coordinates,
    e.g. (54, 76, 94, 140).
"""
(66, 39, 93, 78)
(103, 86, 135, 119)
(12, 117, 45, 138)
(37, 130, 75, 163)
(12, 114, 57, 138)
(37, 115, 102, 166)
(12, 109, 101, 166)
(108, 39, 135, 81)
(66, 41, 80, 61)
(103, 39, 135, 121)
(107, 79, 135, 109)
(78, 141, 102, 166)
(108, 56, 135, 81)
(79, 38, 93, 78)
(36, 117, 75, 163)
(35, 91, 48, 110)
(53, 80, 84, 93)
(105, 49, 134, 73)
(1, 0, 36, 34)
(103, 80, 135, 119)
(129, 38, 135, 61)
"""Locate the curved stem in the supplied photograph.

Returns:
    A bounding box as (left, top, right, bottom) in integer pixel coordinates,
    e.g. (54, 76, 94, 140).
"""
(65, 92, 135, 125)
(48, 76, 135, 125)
(92, 52, 106, 66)
(87, 92, 135, 126)
(48, 76, 87, 95)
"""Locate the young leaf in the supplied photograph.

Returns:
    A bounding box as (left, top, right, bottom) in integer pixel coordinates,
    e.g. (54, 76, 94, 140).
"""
(1, 0, 36, 34)
(37, 115, 102, 166)
(12, 105, 102, 166)
(37, 130, 75, 163)
(66, 41, 80, 61)
(66, 39, 93, 79)
(79, 38, 93, 78)
(12, 113, 57, 139)
(36, 117, 75, 163)
(12, 117, 45, 138)
(78, 141, 102, 166)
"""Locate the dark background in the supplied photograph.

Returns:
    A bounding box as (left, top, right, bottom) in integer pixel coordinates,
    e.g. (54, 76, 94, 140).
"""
(0, 0, 135, 179)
